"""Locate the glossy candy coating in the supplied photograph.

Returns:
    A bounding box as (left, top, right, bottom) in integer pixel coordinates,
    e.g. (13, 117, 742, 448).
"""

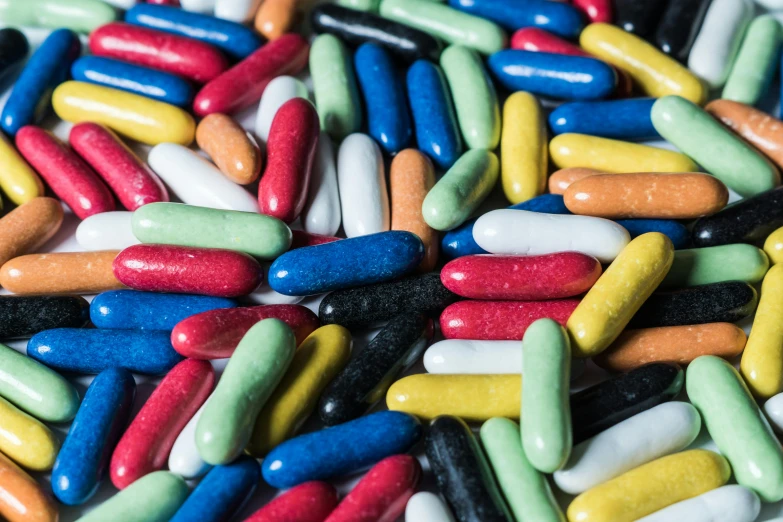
(662, 244, 770, 287)
(723, 15, 782, 105)
(0, 396, 59, 471)
(302, 132, 342, 236)
(653, 0, 711, 62)
(549, 98, 659, 141)
(548, 168, 607, 194)
(614, 219, 689, 249)
(0, 295, 89, 339)
(405, 492, 456, 522)
(0, 451, 57, 522)
(707, 100, 783, 172)
(692, 186, 783, 247)
(572, 0, 611, 23)
(310, 34, 362, 140)
(636, 485, 760, 522)
(0, 251, 124, 296)
(0, 198, 62, 269)
(196, 114, 261, 185)
(766, 227, 783, 264)
(449, 0, 582, 38)
(0, 133, 43, 205)
(244, 482, 339, 522)
(741, 264, 783, 398)
(0, 0, 116, 33)
(337, 134, 390, 237)
(501, 91, 547, 203)
(0, 29, 28, 81)
(613, 0, 666, 38)
(76, 212, 139, 251)
(423, 339, 558, 375)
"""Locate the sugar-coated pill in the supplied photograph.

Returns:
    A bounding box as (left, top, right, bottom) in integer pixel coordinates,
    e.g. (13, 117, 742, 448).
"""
(337, 133, 390, 237)
(0, 0, 115, 33)
(181, 0, 216, 12)
(0, 451, 58, 522)
(168, 403, 210, 479)
(765, 392, 783, 434)
(423, 340, 521, 374)
(253, 0, 303, 40)
(614, 219, 689, 249)
(662, 244, 770, 287)
(501, 92, 547, 203)
(449, 0, 582, 38)
(692, 186, 783, 247)
(405, 492, 456, 522)
(76, 212, 139, 251)
(255, 75, 309, 143)
(723, 15, 782, 105)
(613, 0, 666, 38)
(244, 482, 339, 522)
(0, 133, 44, 205)
(707, 100, 783, 172)
(214, 0, 261, 22)
(0, 251, 124, 295)
(196, 114, 261, 185)
(549, 98, 659, 141)
(310, 34, 362, 141)
(653, 0, 711, 62)
(741, 264, 783, 398)
(0, 396, 59, 471)
(572, 0, 610, 23)
(0, 28, 28, 81)
(0, 198, 62, 268)
(301, 132, 341, 236)
(766, 227, 783, 263)
(0, 295, 89, 340)
(637, 485, 760, 522)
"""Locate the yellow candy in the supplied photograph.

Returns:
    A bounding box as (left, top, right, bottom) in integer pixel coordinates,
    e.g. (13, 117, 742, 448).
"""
(386, 374, 520, 422)
(0, 133, 43, 206)
(580, 23, 707, 105)
(567, 233, 674, 358)
(550, 134, 697, 173)
(0, 396, 59, 471)
(567, 449, 730, 522)
(764, 226, 783, 264)
(52, 81, 196, 146)
(246, 325, 352, 456)
(500, 92, 547, 204)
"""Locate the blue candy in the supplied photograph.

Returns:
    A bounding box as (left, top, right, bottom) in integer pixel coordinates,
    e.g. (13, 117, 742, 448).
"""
(448, 0, 584, 38)
(125, 4, 263, 59)
(407, 60, 462, 170)
(442, 194, 571, 258)
(269, 231, 424, 296)
(549, 98, 660, 140)
(71, 56, 195, 107)
(262, 411, 421, 489)
(615, 219, 690, 249)
(90, 290, 236, 331)
(488, 50, 617, 101)
(1, 28, 80, 136)
(52, 368, 136, 506)
(354, 43, 412, 154)
(28, 329, 182, 375)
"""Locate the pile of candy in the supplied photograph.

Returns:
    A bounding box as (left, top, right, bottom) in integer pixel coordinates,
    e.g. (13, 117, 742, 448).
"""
(5, 0, 783, 520)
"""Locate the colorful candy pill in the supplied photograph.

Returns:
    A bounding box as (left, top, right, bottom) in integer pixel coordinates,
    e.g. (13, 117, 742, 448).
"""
(302, 132, 342, 236)
(613, 0, 666, 38)
(765, 392, 783, 434)
(0, 396, 59, 471)
(0, 29, 28, 81)
(741, 264, 783, 398)
(0, 251, 124, 295)
(449, 0, 582, 38)
(255, 75, 309, 143)
(500, 92, 547, 203)
(615, 218, 689, 249)
(405, 492, 456, 522)
(253, 0, 299, 39)
(0, 198, 62, 269)
(723, 15, 782, 105)
(424, 340, 520, 374)
(0, 451, 57, 522)
(0, 295, 89, 340)
(766, 227, 783, 263)
(653, 0, 711, 62)
(688, 0, 752, 88)
(692, 186, 783, 247)
(638, 485, 759, 522)
(76, 212, 139, 251)
(180, 0, 215, 12)
(337, 133, 389, 237)
(196, 114, 261, 185)
(662, 244, 769, 287)
(0, 0, 115, 32)
(707, 100, 783, 171)
(214, 0, 260, 22)
(549, 98, 659, 141)
(168, 403, 210, 479)
(572, 0, 611, 23)
(310, 34, 362, 140)
(0, 133, 43, 205)
(243, 482, 339, 522)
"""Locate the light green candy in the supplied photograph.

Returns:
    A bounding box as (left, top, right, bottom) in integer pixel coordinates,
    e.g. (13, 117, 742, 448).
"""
(337, 0, 380, 12)
(132, 203, 291, 260)
(481, 418, 566, 522)
(521, 319, 572, 474)
(723, 15, 783, 105)
(651, 95, 778, 197)
(76, 471, 188, 522)
(0, 0, 116, 33)
(662, 244, 769, 288)
(422, 149, 498, 231)
(0, 343, 79, 423)
(310, 34, 362, 141)
(687, 356, 783, 502)
(440, 44, 501, 150)
(196, 318, 296, 465)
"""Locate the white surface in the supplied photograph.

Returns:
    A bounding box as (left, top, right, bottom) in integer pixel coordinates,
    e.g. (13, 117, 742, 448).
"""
(637, 485, 761, 522)
(423, 340, 523, 374)
(255, 76, 310, 144)
(75, 211, 139, 251)
(168, 402, 212, 480)
(337, 133, 390, 237)
(764, 392, 783, 433)
(302, 131, 342, 236)
(214, 0, 262, 22)
(405, 492, 456, 522)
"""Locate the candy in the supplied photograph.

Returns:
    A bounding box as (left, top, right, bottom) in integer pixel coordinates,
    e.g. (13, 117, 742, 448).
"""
(168, 404, 210, 479)
(254, 0, 298, 40)
(0, 452, 57, 522)
(405, 492, 456, 522)
(262, 410, 422, 488)
(688, 0, 752, 88)
(425, 416, 512, 522)
(255, 76, 309, 143)
(319, 314, 433, 426)
(692, 186, 783, 247)
(614, 219, 689, 249)
(0, 198, 62, 269)
(500, 92, 547, 204)
(707, 100, 783, 171)
(27, 328, 182, 374)
(337, 134, 390, 237)
(741, 264, 783, 398)
(214, 0, 260, 22)
(449, 0, 583, 38)
(766, 227, 783, 263)
(0, 295, 89, 339)
(339, 0, 378, 11)
(637, 485, 760, 522)
(0, 396, 59, 471)
(548, 98, 659, 141)
(0, 133, 43, 205)
(662, 244, 769, 287)
(572, 0, 610, 23)
(424, 340, 520, 374)
(0, 0, 115, 33)
(723, 15, 782, 105)
(310, 34, 362, 140)
(548, 168, 603, 193)
(76, 212, 139, 251)
(0, 251, 124, 295)
(244, 482, 339, 522)
(195, 114, 262, 185)
(0, 29, 28, 80)
(181, 0, 215, 11)
(765, 392, 783, 434)
(687, 355, 783, 502)
(612, 0, 666, 38)
(302, 132, 342, 237)
(653, 0, 711, 62)
(52, 368, 135, 505)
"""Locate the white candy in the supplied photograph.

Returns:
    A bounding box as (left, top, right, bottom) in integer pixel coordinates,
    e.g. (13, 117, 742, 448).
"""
(168, 403, 212, 479)
(302, 132, 342, 236)
(688, 0, 753, 88)
(764, 392, 783, 434)
(755, 0, 783, 10)
(255, 76, 309, 143)
(405, 492, 455, 522)
(214, 0, 262, 22)
(636, 485, 760, 522)
(99, 0, 136, 9)
(337, 133, 390, 238)
(248, 270, 306, 305)
(473, 209, 630, 263)
(180, 0, 217, 13)
(553, 402, 701, 494)
(75, 212, 140, 251)
(148, 143, 259, 213)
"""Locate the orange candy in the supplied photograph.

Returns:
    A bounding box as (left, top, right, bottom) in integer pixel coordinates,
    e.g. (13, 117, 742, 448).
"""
(196, 114, 262, 185)
(548, 167, 606, 194)
(255, 0, 300, 40)
(0, 251, 124, 295)
(707, 99, 783, 171)
(0, 452, 58, 522)
(0, 198, 63, 269)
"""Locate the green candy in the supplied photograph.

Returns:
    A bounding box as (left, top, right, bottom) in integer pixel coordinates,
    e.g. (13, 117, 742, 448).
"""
(0, 0, 116, 33)
(380, 0, 505, 55)
(422, 149, 499, 231)
(441, 45, 501, 150)
(687, 355, 783, 502)
(0, 343, 79, 423)
(481, 418, 566, 522)
(521, 319, 572, 473)
(132, 203, 291, 260)
(310, 34, 362, 141)
(196, 318, 296, 465)
(723, 15, 783, 105)
(337, 0, 380, 11)
(651, 95, 778, 197)
(662, 244, 769, 288)
(76, 471, 188, 522)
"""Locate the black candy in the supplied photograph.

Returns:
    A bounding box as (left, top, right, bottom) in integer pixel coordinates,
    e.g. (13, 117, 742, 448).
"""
(691, 186, 783, 247)
(425, 416, 511, 522)
(628, 281, 757, 329)
(653, 0, 712, 62)
(0, 295, 90, 339)
(0, 28, 29, 82)
(613, 0, 669, 39)
(318, 273, 461, 329)
(310, 4, 443, 63)
(318, 313, 433, 426)
(570, 362, 683, 444)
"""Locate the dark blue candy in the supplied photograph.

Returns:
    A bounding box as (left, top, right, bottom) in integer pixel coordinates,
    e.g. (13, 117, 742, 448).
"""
(0, 29, 29, 86)
(90, 290, 236, 331)
(549, 98, 659, 140)
(448, 0, 584, 38)
(488, 50, 617, 101)
(269, 231, 424, 296)
(615, 219, 690, 249)
(442, 194, 570, 259)
(354, 43, 412, 154)
(52, 368, 136, 506)
(71, 56, 195, 107)
(262, 411, 421, 489)
(28, 329, 182, 375)
(125, 4, 263, 59)
(407, 60, 462, 170)
(170, 458, 260, 522)
(1, 28, 80, 136)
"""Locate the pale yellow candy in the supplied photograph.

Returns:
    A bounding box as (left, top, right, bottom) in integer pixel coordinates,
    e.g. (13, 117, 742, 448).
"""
(0, 396, 59, 471)
(764, 226, 783, 264)
(0, 133, 43, 206)
(500, 92, 547, 204)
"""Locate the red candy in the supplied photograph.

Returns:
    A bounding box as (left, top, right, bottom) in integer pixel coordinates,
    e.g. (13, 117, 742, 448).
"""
(440, 299, 580, 340)
(69, 122, 168, 210)
(110, 359, 213, 489)
(171, 304, 320, 359)
(441, 253, 601, 301)
(113, 244, 263, 297)
(244, 481, 339, 522)
(89, 22, 228, 83)
(194, 33, 309, 116)
(291, 230, 341, 249)
(325, 455, 420, 522)
(259, 98, 320, 223)
(572, 0, 612, 23)
(15, 126, 115, 219)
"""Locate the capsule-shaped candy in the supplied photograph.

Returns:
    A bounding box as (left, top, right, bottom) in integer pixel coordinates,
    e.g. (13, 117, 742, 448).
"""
(0, 0, 115, 33)
(572, 0, 610, 23)
(0, 396, 59, 471)
(76, 212, 139, 251)
(167, 403, 210, 479)
(688, 0, 752, 88)
(723, 15, 782, 105)
(196, 114, 261, 185)
(653, 0, 711, 62)
(613, 0, 666, 38)
(692, 186, 783, 247)
(766, 227, 783, 264)
(302, 132, 342, 237)
(549, 98, 659, 141)
(500, 92, 547, 204)
(662, 244, 769, 288)
(255, 76, 309, 144)
(637, 485, 760, 522)
(0, 134, 43, 206)
(707, 100, 783, 172)
(0, 198, 62, 269)
(765, 392, 783, 434)
(741, 264, 783, 398)
(0, 450, 58, 522)
(244, 482, 339, 522)
(0, 29, 28, 81)
(405, 492, 456, 522)
(449, 0, 582, 38)
(214, 0, 260, 23)
(0, 251, 124, 295)
(0, 295, 89, 340)
(424, 340, 521, 374)
(615, 219, 689, 249)
(337, 134, 390, 237)
(310, 34, 362, 141)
